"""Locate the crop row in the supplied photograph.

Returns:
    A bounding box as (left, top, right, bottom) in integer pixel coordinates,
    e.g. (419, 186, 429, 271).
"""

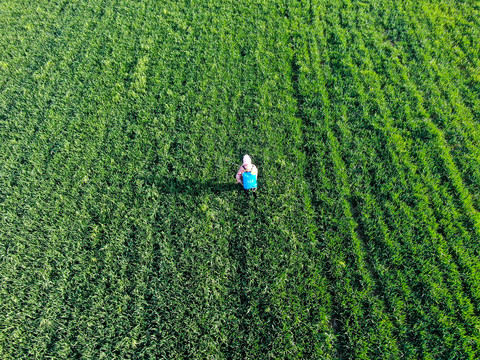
(340, 1, 479, 356)
(372, 0, 480, 220)
(288, 0, 480, 358)
(287, 1, 403, 358)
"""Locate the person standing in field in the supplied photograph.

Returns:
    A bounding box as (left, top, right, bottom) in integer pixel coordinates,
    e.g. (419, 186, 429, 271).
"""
(235, 154, 258, 198)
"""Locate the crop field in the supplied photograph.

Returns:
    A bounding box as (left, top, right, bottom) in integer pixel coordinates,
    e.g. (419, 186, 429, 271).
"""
(1, 0, 479, 358)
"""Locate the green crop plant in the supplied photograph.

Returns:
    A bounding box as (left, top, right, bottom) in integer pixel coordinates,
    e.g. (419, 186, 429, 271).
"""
(1, 0, 480, 358)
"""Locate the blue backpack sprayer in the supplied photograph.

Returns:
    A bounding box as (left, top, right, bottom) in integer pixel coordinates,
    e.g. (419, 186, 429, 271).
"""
(242, 171, 257, 190)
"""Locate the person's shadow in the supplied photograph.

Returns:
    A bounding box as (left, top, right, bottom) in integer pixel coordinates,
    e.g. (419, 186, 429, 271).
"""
(143, 175, 239, 196)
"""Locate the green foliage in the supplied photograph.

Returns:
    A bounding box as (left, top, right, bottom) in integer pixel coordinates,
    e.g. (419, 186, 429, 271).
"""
(1, 0, 479, 358)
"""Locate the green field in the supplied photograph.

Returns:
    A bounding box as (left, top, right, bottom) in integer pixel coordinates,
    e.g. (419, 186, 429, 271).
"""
(1, 0, 480, 358)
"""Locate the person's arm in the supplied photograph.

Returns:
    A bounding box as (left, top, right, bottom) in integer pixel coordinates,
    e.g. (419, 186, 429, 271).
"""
(236, 166, 245, 184)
